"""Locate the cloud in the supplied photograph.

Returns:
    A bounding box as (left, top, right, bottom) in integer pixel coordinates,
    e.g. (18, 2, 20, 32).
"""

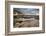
(14, 8, 39, 15)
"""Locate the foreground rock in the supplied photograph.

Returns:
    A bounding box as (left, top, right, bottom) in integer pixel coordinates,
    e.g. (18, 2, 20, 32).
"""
(14, 18, 39, 28)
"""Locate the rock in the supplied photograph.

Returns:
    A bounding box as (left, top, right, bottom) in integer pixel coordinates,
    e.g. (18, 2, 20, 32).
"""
(14, 18, 39, 27)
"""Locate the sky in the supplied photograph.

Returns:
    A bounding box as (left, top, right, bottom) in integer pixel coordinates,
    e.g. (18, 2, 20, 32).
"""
(14, 8, 39, 15)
